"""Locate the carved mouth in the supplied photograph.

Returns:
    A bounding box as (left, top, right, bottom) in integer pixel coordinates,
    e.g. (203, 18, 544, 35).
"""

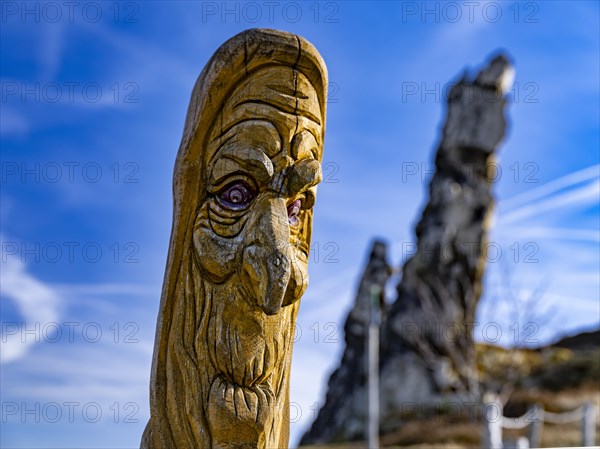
(209, 374, 274, 423)
(206, 374, 276, 446)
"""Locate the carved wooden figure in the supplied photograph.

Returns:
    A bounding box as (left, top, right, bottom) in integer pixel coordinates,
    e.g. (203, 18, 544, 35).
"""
(141, 29, 328, 449)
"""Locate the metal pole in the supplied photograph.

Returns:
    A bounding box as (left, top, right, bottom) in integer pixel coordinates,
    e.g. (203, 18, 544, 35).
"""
(527, 404, 542, 448)
(367, 285, 381, 449)
(582, 402, 596, 446)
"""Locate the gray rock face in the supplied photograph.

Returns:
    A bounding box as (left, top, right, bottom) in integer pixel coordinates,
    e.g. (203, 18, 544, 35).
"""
(301, 241, 391, 443)
(300, 54, 513, 445)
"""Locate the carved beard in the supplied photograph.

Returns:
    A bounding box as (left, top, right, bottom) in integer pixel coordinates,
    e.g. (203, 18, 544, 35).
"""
(157, 243, 299, 449)
(204, 275, 297, 448)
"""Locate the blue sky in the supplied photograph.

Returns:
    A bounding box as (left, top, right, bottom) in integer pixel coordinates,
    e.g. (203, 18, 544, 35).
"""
(1, 1, 598, 447)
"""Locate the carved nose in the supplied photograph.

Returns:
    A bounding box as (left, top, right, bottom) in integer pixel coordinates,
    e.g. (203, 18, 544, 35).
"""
(243, 197, 291, 315)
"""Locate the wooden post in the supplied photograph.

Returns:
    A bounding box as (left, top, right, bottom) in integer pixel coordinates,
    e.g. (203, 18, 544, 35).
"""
(367, 285, 381, 449)
(527, 404, 543, 448)
(582, 402, 596, 446)
(482, 393, 503, 449)
(141, 29, 329, 449)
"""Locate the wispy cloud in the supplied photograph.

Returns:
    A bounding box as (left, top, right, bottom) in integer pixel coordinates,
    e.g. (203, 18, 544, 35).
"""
(0, 235, 159, 364)
(499, 164, 599, 212)
(495, 226, 599, 242)
(76, 20, 196, 91)
(0, 249, 62, 363)
(498, 165, 599, 226)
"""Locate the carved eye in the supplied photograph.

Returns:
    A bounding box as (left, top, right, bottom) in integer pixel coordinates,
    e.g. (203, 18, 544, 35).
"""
(287, 199, 303, 226)
(217, 181, 256, 209)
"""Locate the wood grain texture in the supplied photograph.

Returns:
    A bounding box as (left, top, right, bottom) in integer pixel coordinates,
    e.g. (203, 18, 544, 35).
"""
(141, 28, 328, 449)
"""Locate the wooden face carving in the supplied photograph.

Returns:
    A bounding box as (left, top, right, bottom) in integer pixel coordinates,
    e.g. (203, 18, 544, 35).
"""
(192, 66, 323, 447)
(141, 29, 327, 449)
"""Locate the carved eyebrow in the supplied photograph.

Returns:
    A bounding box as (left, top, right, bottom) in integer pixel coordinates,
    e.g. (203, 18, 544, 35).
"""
(210, 119, 282, 159)
(236, 99, 322, 127)
(210, 146, 274, 186)
(265, 83, 309, 99)
(215, 106, 321, 153)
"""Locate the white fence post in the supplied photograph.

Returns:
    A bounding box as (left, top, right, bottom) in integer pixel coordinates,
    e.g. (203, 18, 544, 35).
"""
(582, 402, 596, 446)
(527, 404, 542, 448)
(482, 394, 503, 449)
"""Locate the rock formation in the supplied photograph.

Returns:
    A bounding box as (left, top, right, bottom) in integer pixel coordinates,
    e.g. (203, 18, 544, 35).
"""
(141, 28, 328, 449)
(301, 54, 513, 445)
(302, 241, 392, 441)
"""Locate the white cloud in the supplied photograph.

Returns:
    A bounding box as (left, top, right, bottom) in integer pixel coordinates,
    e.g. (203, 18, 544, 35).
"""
(499, 164, 599, 213)
(495, 226, 599, 242)
(499, 178, 599, 225)
(0, 249, 62, 363)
